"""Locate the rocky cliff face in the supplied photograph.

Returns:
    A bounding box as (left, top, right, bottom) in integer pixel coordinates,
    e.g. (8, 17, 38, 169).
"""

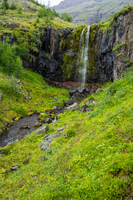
(1, 10, 132, 84)
(31, 27, 72, 81)
(87, 10, 133, 82)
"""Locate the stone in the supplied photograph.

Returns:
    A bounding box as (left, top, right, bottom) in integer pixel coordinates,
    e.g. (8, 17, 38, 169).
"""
(10, 165, 21, 171)
(40, 132, 60, 151)
(19, 125, 30, 129)
(45, 118, 52, 124)
(35, 125, 49, 134)
(86, 107, 93, 112)
(86, 97, 95, 103)
(34, 122, 42, 127)
(57, 128, 64, 131)
(44, 134, 49, 139)
(64, 99, 74, 106)
(0, 92, 2, 104)
(80, 104, 88, 112)
(41, 157, 48, 161)
(67, 103, 79, 111)
(23, 158, 29, 164)
(95, 88, 103, 94)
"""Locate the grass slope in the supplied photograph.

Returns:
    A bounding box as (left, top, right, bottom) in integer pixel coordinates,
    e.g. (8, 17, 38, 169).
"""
(54, 0, 133, 25)
(0, 69, 69, 132)
(0, 68, 133, 199)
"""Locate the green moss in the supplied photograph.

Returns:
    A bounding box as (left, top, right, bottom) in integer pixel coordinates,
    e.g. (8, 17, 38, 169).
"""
(123, 56, 130, 63)
(113, 42, 126, 51)
(87, 25, 97, 79)
(61, 53, 78, 80)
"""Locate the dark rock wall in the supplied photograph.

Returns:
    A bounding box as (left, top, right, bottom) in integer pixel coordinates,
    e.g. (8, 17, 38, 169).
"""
(1, 12, 132, 83)
(87, 11, 133, 83)
(31, 27, 72, 81)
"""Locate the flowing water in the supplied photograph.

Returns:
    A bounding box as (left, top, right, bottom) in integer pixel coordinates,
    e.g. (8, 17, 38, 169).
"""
(78, 26, 90, 90)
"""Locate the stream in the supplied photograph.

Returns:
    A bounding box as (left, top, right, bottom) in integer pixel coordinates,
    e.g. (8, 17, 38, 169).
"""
(0, 114, 40, 147)
(0, 86, 97, 148)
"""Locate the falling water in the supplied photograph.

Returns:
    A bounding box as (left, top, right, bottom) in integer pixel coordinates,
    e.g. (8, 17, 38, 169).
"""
(78, 26, 90, 90)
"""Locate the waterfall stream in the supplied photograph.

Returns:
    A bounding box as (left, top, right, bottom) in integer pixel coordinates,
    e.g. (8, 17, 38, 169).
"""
(78, 26, 90, 90)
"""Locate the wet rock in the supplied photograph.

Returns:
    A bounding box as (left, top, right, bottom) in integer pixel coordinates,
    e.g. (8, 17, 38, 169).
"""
(41, 119, 46, 123)
(67, 103, 79, 111)
(45, 118, 52, 124)
(89, 89, 95, 94)
(80, 104, 88, 112)
(34, 122, 42, 127)
(64, 99, 74, 106)
(35, 125, 49, 134)
(19, 125, 30, 129)
(23, 158, 29, 164)
(57, 128, 64, 131)
(0, 92, 2, 104)
(10, 165, 21, 171)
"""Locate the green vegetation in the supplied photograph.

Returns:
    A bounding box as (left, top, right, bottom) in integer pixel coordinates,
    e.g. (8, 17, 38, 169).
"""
(10, 2, 17, 10)
(98, 5, 133, 31)
(113, 42, 127, 52)
(0, 68, 133, 199)
(0, 41, 23, 78)
(2, 0, 9, 10)
(60, 12, 73, 22)
(0, 69, 69, 130)
(17, 6, 23, 14)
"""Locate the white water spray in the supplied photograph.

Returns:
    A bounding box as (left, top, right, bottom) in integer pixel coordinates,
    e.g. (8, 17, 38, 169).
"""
(78, 26, 90, 90)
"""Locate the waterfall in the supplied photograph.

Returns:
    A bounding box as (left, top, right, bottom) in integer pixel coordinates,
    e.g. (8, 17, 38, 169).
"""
(78, 26, 90, 90)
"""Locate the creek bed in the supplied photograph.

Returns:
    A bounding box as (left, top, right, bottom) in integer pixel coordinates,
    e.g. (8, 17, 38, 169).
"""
(0, 114, 40, 147)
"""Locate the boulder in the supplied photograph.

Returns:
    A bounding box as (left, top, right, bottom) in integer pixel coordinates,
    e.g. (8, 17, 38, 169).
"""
(35, 125, 49, 134)
(67, 103, 79, 111)
(10, 165, 21, 171)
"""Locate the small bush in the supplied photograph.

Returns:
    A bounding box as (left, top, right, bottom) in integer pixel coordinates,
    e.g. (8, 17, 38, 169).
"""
(0, 41, 23, 78)
(0, 76, 21, 96)
(10, 2, 17, 10)
(2, 0, 9, 10)
(18, 6, 22, 14)
(66, 127, 77, 137)
(60, 12, 73, 22)
(12, 105, 26, 115)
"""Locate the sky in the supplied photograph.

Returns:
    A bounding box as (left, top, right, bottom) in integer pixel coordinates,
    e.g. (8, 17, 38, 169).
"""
(38, 0, 64, 7)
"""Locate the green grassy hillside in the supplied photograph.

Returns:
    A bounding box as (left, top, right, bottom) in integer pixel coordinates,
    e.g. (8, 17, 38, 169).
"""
(0, 67, 133, 199)
(54, 0, 133, 25)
